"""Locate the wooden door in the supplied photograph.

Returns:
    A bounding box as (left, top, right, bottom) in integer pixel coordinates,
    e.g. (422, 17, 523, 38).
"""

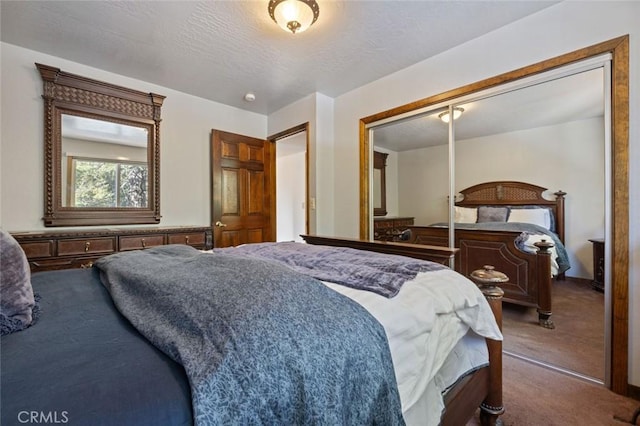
(211, 130, 274, 248)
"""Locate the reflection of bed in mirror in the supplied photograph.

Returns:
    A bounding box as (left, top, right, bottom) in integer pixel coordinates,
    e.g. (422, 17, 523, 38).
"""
(405, 181, 569, 329)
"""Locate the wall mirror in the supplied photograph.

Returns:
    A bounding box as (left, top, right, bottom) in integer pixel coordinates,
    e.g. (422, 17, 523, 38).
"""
(372, 151, 388, 216)
(37, 63, 165, 226)
(359, 36, 629, 396)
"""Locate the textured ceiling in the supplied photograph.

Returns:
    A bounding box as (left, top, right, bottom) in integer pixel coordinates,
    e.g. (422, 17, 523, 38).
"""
(0, 1, 558, 114)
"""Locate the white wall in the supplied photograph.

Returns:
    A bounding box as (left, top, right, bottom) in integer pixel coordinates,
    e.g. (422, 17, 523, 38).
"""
(332, 2, 639, 386)
(397, 143, 450, 225)
(276, 134, 306, 242)
(268, 92, 335, 235)
(0, 42, 267, 232)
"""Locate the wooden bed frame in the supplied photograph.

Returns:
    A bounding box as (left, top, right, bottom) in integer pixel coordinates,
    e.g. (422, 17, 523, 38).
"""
(301, 234, 504, 426)
(405, 181, 566, 329)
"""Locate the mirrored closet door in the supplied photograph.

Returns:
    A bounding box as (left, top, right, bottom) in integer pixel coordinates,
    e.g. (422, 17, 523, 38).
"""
(367, 61, 609, 384)
(452, 68, 607, 382)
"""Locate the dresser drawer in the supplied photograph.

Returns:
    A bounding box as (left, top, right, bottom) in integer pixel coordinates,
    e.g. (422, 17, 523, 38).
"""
(119, 235, 165, 251)
(29, 256, 101, 272)
(167, 232, 206, 247)
(395, 218, 414, 227)
(19, 240, 55, 259)
(374, 220, 394, 230)
(58, 238, 116, 256)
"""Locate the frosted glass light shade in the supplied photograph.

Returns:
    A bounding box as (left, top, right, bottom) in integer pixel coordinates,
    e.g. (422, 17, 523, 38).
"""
(269, 0, 319, 34)
(439, 107, 465, 123)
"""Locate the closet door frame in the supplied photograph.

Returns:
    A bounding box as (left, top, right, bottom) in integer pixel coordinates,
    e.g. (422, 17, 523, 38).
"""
(358, 36, 629, 396)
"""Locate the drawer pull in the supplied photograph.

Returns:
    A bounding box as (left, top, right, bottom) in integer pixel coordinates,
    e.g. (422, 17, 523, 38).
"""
(141, 238, 146, 248)
(185, 236, 190, 244)
(81, 261, 94, 268)
(84, 241, 91, 252)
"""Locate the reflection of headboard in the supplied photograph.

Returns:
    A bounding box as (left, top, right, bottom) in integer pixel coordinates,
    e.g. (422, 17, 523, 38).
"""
(456, 181, 566, 243)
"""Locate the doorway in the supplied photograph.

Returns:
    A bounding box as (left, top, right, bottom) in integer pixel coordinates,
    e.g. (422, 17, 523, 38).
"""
(269, 123, 309, 242)
(276, 132, 307, 242)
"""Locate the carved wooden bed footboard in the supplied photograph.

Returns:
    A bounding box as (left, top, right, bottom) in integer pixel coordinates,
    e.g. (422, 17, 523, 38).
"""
(406, 180, 566, 329)
(406, 225, 555, 328)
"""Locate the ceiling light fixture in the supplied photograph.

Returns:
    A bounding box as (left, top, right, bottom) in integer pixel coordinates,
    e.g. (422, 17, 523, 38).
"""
(438, 107, 465, 123)
(268, 0, 319, 34)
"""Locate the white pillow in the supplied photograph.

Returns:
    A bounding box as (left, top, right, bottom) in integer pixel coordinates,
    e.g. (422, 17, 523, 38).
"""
(454, 206, 477, 223)
(507, 208, 550, 229)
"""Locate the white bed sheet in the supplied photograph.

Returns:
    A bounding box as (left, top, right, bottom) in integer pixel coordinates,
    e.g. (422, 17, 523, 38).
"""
(402, 330, 490, 425)
(323, 268, 502, 426)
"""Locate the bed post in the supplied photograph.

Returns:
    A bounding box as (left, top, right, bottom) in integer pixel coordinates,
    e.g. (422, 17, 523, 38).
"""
(554, 190, 567, 281)
(472, 269, 505, 426)
(534, 240, 555, 329)
(553, 190, 567, 244)
(480, 285, 504, 425)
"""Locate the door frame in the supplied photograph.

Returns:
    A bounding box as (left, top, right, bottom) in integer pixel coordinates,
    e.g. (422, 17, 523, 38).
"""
(358, 36, 629, 395)
(268, 123, 310, 240)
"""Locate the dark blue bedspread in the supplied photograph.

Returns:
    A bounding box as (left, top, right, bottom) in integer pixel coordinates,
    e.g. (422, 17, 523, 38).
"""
(96, 244, 404, 425)
(0, 268, 192, 426)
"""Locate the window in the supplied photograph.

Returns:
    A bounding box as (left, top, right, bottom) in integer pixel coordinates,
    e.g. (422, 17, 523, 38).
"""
(67, 157, 148, 208)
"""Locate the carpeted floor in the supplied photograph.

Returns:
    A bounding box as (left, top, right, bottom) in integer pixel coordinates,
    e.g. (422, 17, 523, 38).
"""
(464, 277, 640, 425)
(467, 355, 640, 425)
(501, 277, 605, 380)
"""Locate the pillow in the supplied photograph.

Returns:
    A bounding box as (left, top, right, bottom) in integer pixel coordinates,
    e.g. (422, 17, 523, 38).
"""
(454, 206, 477, 223)
(477, 206, 509, 223)
(0, 229, 35, 335)
(508, 208, 551, 229)
(510, 206, 555, 232)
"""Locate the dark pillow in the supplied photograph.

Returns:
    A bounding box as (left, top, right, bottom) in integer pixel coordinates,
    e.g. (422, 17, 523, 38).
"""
(0, 229, 35, 335)
(477, 206, 509, 223)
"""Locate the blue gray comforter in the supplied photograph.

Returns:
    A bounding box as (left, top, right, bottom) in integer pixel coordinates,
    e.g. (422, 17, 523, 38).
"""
(214, 241, 446, 298)
(95, 244, 404, 426)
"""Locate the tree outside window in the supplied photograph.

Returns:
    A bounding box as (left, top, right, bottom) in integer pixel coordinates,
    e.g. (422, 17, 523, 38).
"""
(68, 157, 148, 207)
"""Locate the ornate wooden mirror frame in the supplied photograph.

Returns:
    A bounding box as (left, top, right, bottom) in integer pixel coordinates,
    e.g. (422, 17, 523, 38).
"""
(37, 63, 165, 226)
(373, 151, 388, 216)
(358, 36, 629, 396)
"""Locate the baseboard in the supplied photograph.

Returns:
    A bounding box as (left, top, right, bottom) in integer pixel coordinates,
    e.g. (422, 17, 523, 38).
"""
(560, 276, 592, 285)
(629, 384, 640, 401)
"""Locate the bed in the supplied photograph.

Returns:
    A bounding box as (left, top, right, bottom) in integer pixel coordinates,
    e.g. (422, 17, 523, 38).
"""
(1, 232, 504, 426)
(405, 181, 569, 329)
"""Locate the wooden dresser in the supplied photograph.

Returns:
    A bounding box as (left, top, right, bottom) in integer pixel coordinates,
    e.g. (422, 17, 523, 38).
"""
(12, 226, 213, 272)
(373, 217, 414, 241)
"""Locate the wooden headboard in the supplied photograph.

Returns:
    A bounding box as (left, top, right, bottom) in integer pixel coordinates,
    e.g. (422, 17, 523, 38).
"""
(456, 181, 566, 243)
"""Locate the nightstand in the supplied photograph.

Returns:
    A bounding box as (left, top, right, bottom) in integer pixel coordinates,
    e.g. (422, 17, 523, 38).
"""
(589, 238, 605, 292)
